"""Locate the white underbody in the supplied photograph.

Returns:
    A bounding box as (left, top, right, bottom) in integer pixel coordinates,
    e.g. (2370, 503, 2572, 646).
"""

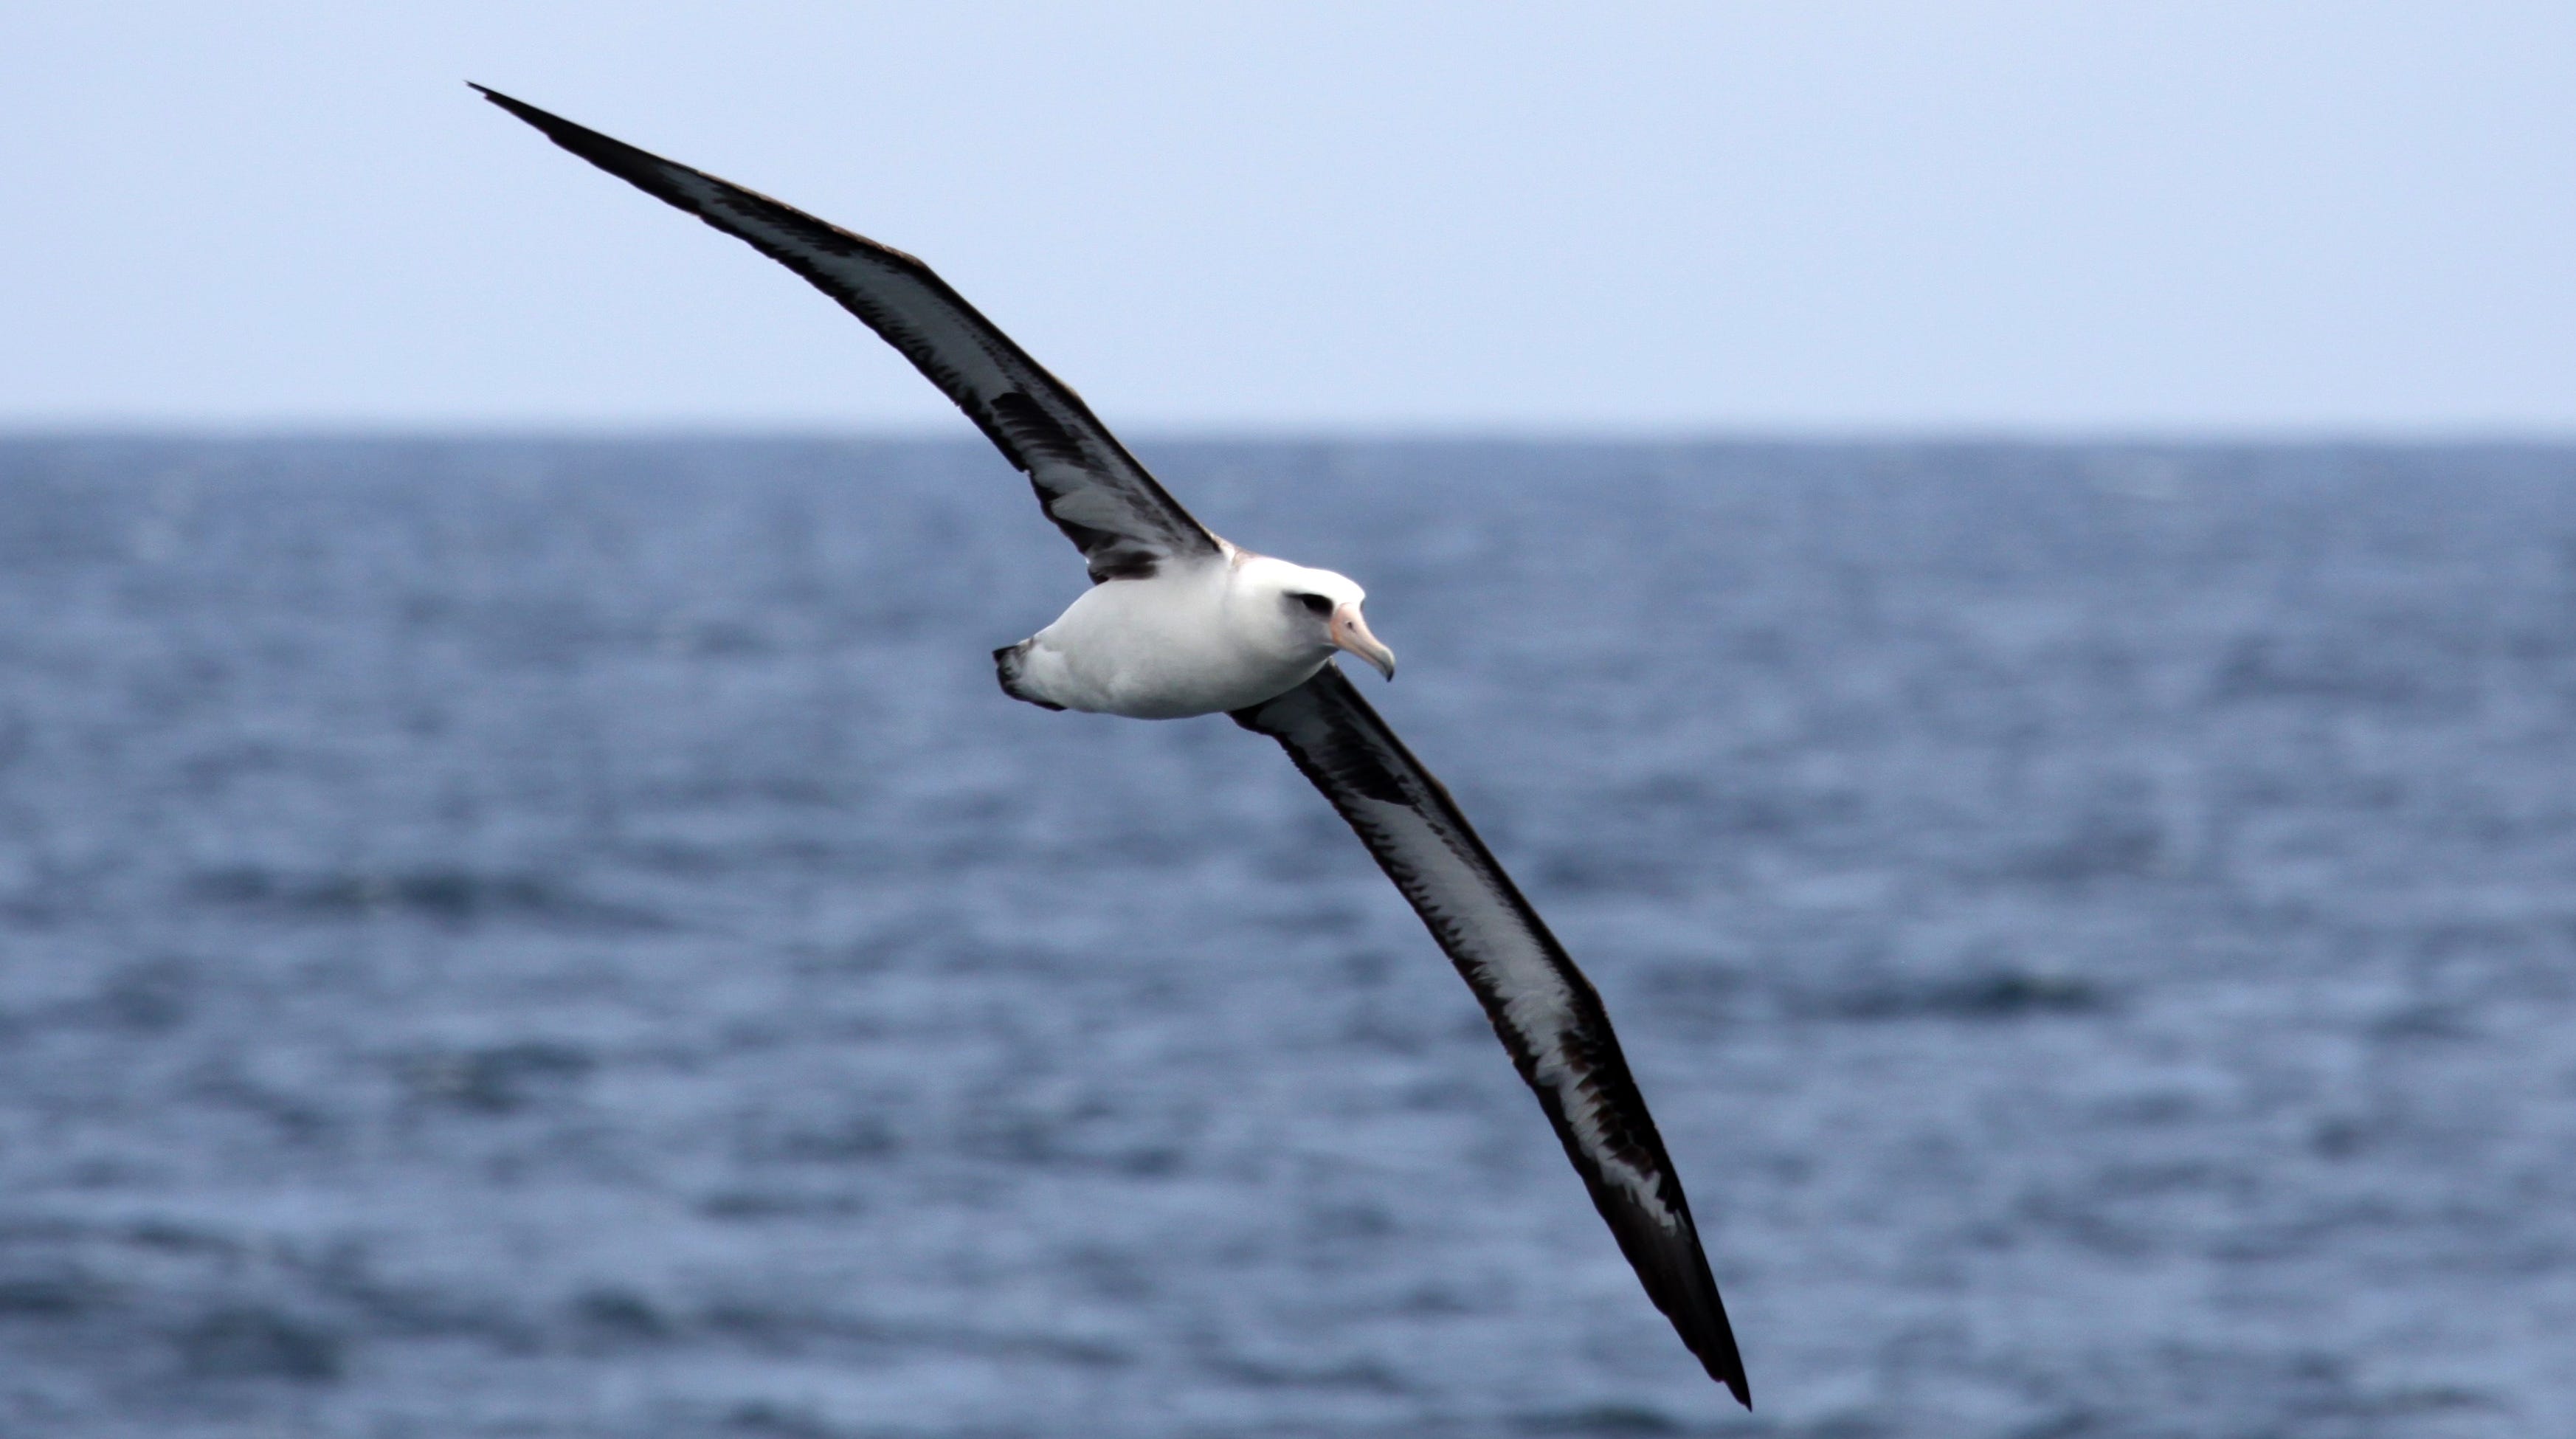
(1006, 548, 1356, 719)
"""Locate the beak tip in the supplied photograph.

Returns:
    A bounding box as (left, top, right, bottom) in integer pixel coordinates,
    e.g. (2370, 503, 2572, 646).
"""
(1330, 604, 1397, 682)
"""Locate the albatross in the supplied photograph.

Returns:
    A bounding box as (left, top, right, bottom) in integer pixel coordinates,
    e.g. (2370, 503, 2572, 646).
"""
(474, 85, 1751, 1407)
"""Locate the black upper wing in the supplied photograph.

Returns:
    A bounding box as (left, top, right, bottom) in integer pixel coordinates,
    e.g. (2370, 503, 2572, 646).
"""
(474, 86, 1220, 584)
(1233, 666, 1750, 1407)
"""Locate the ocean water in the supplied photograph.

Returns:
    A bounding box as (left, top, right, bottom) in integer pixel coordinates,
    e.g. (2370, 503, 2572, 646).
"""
(1, 436, 2572, 1438)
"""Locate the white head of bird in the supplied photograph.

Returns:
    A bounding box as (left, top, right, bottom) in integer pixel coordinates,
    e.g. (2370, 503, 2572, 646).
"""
(1229, 553, 1396, 681)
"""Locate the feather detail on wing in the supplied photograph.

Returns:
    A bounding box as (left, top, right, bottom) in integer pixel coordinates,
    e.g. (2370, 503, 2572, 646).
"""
(1232, 666, 1750, 1407)
(473, 85, 1219, 584)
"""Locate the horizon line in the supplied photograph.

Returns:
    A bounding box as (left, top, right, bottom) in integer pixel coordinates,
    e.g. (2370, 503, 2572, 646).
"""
(7, 422, 2576, 450)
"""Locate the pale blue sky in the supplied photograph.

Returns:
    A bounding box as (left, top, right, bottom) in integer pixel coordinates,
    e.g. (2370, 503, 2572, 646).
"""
(8, 2, 2572, 433)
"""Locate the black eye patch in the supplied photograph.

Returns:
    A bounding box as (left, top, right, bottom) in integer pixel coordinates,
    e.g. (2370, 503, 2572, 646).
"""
(1291, 593, 1336, 617)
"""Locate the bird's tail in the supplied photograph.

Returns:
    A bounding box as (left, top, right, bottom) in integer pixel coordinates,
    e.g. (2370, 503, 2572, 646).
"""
(992, 641, 1067, 711)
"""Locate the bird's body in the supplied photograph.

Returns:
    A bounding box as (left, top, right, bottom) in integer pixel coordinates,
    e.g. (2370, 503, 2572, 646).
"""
(474, 83, 1750, 1409)
(998, 548, 1384, 717)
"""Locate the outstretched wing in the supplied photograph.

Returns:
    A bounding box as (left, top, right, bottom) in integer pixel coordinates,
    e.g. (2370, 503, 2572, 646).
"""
(1234, 666, 1750, 1407)
(474, 85, 1220, 584)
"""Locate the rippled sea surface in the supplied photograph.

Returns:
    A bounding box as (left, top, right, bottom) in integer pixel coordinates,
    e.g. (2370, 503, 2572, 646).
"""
(3, 438, 2575, 1437)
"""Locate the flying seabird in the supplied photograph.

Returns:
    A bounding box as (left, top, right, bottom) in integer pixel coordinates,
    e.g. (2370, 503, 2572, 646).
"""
(473, 85, 1751, 1407)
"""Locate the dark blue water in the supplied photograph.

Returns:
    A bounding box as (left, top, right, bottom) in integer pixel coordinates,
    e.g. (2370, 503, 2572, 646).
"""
(1, 437, 2572, 1437)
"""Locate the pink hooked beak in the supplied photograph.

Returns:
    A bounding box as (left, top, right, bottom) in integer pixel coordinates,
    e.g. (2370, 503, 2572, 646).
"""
(1330, 602, 1396, 680)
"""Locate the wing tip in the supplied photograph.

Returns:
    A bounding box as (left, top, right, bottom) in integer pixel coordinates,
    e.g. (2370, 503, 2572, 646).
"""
(1713, 1353, 1752, 1410)
(1696, 1284, 1752, 1407)
(467, 83, 610, 152)
(1622, 1195, 1750, 1407)
(468, 83, 687, 207)
(1682, 1305, 1752, 1408)
(468, 83, 571, 142)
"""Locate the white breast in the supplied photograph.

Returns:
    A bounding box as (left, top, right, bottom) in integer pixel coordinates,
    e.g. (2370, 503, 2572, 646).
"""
(1007, 553, 1333, 719)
